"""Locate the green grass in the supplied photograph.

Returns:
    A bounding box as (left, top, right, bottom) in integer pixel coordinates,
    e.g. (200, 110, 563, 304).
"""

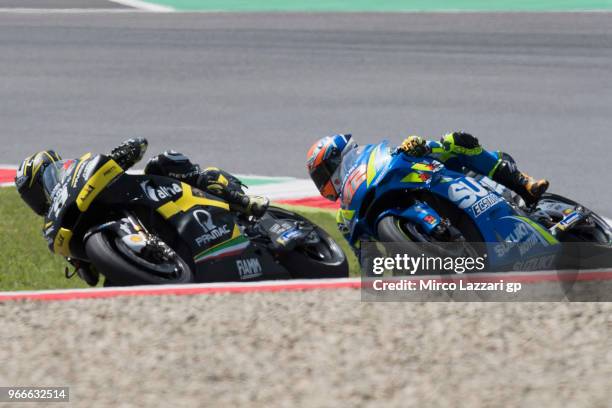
(0, 187, 358, 291)
(0, 188, 89, 291)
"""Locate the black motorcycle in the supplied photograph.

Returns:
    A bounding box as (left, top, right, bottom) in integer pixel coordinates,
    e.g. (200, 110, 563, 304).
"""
(42, 154, 348, 286)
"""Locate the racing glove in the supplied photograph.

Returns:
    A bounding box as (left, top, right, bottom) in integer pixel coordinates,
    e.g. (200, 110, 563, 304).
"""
(110, 138, 148, 170)
(441, 132, 480, 151)
(197, 167, 269, 217)
(398, 135, 431, 157)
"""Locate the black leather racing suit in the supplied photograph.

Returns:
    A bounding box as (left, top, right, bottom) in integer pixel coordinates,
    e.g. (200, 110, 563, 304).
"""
(73, 139, 266, 286)
(110, 138, 265, 214)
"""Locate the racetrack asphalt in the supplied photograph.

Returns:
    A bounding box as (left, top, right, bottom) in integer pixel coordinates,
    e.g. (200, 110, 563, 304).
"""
(0, 12, 610, 212)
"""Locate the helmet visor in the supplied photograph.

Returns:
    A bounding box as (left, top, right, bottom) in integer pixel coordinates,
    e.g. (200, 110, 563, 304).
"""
(309, 150, 342, 194)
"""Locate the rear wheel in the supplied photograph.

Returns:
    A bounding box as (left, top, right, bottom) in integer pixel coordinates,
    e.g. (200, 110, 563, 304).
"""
(537, 193, 612, 245)
(85, 232, 194, 286)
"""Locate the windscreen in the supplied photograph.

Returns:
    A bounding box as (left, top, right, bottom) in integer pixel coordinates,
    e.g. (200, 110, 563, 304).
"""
(42, 160, 73, 199)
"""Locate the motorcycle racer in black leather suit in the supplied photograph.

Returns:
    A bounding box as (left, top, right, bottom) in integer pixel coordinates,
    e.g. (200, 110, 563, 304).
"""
(15, 138, 269, 286)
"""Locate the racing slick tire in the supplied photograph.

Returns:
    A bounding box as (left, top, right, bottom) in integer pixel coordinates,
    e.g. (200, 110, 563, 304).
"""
(85, 232, 194, 286)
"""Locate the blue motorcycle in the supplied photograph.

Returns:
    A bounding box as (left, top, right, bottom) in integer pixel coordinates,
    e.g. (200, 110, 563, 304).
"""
(338, 141, 612, 270)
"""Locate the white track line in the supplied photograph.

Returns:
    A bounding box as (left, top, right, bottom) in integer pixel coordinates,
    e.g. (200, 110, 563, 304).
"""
(3, 268, 612, 302)
(107, 0, 174, 12)
(247, 178, 320, 200)
(0, 8, 148, 13)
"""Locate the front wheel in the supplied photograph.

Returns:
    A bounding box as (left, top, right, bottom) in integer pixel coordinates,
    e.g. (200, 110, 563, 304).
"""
(377, 216, 482, 260)
(85, 232, 194, 286)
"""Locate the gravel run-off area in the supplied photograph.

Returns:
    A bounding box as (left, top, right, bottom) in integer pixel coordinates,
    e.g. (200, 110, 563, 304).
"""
(1, 289, 611, 407)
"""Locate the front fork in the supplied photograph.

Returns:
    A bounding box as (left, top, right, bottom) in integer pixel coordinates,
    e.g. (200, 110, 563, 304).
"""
(84, 212, 148, 254)
(376, 201, 444, 235)
(375, 201, 467, 243)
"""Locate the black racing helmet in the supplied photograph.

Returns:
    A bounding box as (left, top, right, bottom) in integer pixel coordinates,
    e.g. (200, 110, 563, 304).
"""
(15, 150, 62, 216)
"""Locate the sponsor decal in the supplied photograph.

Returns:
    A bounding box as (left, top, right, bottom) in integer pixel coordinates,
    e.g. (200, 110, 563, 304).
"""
(193, 209, 231, 247)
(269, 222, 293, 235)
(423, 215, 437, 225)
(236, 258, 263, 280)
(168, 170, 200, 180)
(448, 177, 489, 209)
(72, 162, 86, 187)
(448, 177, 502, 217)
(48, 184, 69, 217)
(513, 254, 556, 271)
(341, 164, 367, 207)
(81, 159, 99, 181)
(140, 181, 182, 202)
(276, 227, 302, 246)
(80, 184, 95, 202)
(494, 219, 548, 257)
(476, 175, 507, 196)
(471, 194, 503, 217)
(194, 235, 250, 264)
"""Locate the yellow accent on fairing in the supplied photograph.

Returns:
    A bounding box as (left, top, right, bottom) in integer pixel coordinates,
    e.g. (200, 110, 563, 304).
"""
(401, 172, 427, 183)
(411, 163, 433, 172)
(71, 153, 93, 187)
(53, 228, 73, 257)
(231, 224, 241, 239)
(366, 146, 379, 187)
(156, 183, 230, 220)
(517, 216, 559, 245)
(336, 209, 355, 224)
(77, 159, 123, 212)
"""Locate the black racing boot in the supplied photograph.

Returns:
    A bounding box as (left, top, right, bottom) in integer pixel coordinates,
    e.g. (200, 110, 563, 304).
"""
(492, 160, 549, 206)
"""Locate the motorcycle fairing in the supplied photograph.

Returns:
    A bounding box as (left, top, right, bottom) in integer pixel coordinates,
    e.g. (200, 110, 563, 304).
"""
(44, 153, 124, 257)
(44, 154, 289, 282)
(341, 141, 561, 266)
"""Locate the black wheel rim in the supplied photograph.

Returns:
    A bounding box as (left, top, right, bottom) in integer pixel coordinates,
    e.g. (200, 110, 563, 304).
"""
(114, 237, 187, 281)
